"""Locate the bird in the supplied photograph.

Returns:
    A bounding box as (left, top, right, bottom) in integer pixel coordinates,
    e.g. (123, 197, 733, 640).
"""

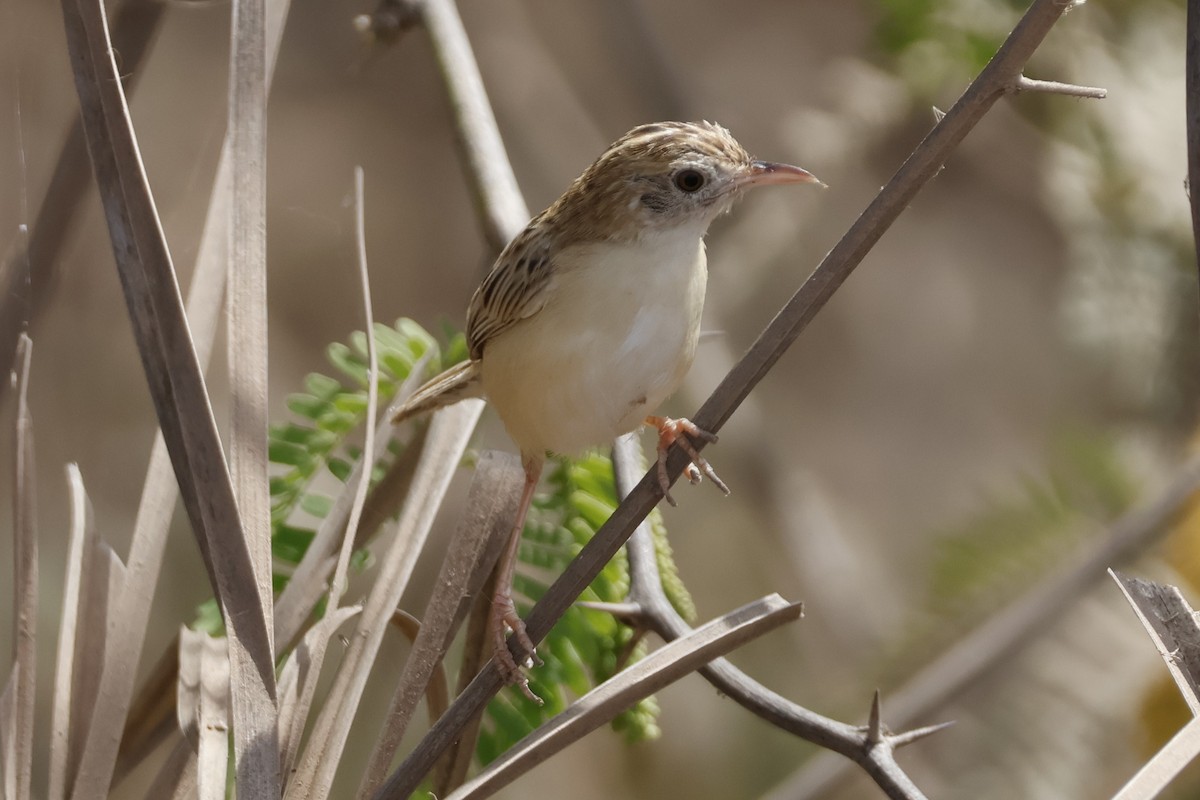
(392, 121, 821, 698)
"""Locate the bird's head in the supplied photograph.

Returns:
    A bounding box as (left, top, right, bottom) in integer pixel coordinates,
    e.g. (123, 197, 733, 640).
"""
(547, 121, 823, 243)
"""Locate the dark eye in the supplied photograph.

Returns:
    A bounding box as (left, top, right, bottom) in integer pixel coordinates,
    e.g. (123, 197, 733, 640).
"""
(674, 169, 706, 193)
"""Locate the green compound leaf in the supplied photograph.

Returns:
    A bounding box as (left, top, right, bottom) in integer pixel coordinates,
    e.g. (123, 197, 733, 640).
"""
(193, 317, 446, 634)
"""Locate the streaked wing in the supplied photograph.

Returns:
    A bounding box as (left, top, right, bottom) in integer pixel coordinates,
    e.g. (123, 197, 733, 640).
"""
(466, 222, 557, 359)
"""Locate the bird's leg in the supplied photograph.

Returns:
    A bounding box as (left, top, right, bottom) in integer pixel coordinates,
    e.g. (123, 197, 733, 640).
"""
(645, 415, 729, 506)
(489, 453, 544, 703)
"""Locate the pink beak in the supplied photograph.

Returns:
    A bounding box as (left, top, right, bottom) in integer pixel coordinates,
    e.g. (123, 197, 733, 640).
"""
(740, 160, 825, 189)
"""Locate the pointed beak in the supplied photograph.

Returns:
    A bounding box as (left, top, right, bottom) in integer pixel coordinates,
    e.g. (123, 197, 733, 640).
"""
(739, 160, 826, 189)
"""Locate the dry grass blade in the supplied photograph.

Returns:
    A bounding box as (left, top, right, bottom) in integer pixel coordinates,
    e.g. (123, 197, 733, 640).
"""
(357, 450, 525, 799)
(196, 634, 231, 800)
(1110, 572, 1200, 798)
(49, 466, 123, 800)
(277, 606, 363, 780)
(9, 334, 36, 800)
(81, 0, 295, 787)
(1112, 571, 1200, 712)
(440, 596, 803, 800)
(329, 166, 379, 615)
(277, 166, 378, 788)
(226, 0, 280, 787)
(58, 0, 279, 796)
(284, 399, 484, 800)
(227, 0, 273, 644)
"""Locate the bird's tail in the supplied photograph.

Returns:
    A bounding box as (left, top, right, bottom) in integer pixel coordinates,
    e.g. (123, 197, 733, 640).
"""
(392, 359, 483, 424)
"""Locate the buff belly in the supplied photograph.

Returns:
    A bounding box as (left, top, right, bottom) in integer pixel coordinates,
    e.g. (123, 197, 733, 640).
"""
(480, 231, 708, 457)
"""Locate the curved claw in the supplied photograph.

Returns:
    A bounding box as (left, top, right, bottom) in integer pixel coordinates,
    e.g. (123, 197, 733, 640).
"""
(647, 415, 730, 500)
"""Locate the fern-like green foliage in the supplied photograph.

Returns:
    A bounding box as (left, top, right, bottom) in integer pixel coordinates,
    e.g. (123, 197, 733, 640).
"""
(194, 317, 696, 767)
(193, 318, 458, 634)
(885, 428, 1136, 679)
(477, 452, 696, 762)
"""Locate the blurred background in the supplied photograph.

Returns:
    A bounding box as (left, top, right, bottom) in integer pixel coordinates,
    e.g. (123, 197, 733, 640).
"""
(1, 0, 1198, 797)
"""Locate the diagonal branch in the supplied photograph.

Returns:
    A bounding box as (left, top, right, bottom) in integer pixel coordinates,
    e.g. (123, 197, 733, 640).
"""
(377, 1, 1102, 795)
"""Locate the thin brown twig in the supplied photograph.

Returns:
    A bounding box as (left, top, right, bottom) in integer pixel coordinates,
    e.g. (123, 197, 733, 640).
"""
(1014, 75, 1107, 98)
(376, 1, 1099, 796)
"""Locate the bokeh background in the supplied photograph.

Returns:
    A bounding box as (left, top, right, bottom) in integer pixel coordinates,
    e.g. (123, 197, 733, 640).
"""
(1, 0, 1198, 797)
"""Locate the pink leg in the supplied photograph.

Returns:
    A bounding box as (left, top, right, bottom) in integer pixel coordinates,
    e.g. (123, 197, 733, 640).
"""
(489, 453, 544, 702)
(645, 415, 729, 507)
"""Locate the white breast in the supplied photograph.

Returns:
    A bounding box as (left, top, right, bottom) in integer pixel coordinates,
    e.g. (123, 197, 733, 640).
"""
(481, 225, 709, 457)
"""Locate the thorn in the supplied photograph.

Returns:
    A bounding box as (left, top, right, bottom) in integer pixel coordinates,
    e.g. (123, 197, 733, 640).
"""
(891, 719, 956, 748)
(867, 689, 884, 744)
(931, 106, 945, 124)
(1014, 75, 1107, 99)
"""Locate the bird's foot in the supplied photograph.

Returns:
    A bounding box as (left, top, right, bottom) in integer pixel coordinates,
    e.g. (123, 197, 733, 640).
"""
(646, 415, 730, 506)
(490, 590, 543, 704)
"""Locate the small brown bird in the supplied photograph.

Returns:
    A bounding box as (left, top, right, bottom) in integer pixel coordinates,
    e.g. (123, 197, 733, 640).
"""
(393, 121, 821, 695)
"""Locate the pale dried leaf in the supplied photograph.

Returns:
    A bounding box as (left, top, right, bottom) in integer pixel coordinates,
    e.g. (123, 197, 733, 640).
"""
(48, 465, 116, 800)
(10, 333, 36, 800)
(1111, 571, 1200, 712)
(196, 635, 230, 800)
(177, 628, 205, 750)
(1, 666, 18, 800)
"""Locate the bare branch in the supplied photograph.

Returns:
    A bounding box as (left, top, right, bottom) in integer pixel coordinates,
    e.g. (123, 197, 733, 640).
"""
(1014, 75, 1107, 98)
(421, 0, 529, 251)
(441, 596, 803, 800)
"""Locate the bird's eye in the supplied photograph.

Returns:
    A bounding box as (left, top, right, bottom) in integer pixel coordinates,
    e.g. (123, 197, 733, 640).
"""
(674, 169, 706, 193)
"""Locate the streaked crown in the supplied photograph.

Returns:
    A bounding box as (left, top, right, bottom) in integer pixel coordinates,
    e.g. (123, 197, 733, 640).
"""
(543, 121, 769, 242)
